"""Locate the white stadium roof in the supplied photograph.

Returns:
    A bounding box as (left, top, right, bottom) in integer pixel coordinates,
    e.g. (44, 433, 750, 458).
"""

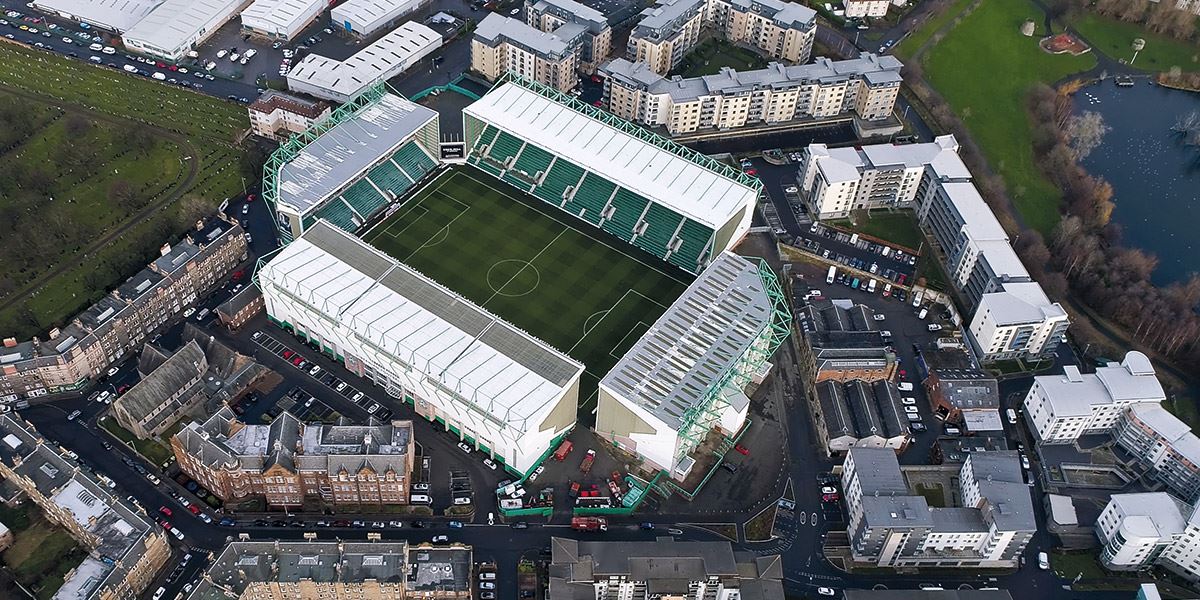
(601, 252, 773, 430)
(31, 0, 161, 32)
(287, 21, 442, 100)
(275, 93, 437, 215)
(258, 221, 584, 430)
(464, 81, 759, 230)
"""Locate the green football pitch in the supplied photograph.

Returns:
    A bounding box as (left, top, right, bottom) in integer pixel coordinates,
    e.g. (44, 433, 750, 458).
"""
(362, 167, 692, 413)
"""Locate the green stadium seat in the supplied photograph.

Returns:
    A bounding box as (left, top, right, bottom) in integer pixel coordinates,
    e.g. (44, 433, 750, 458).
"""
(470, 155, 503, 177)
(315, 198, 360, 232)
(670, 219, 714, 273)
(602, 188, 647, 240)
(473, 124, 499, 152)
(568, 173, 615, 226)
(502, 169, 534, 192)
(392, 141, 436, 183)
(340, 178, 387, 219)
(488, 131, 525, 166)
(512, 144, 554, 179)
(531, 158, 586, 207)
(633, 202, 682, 258)
(368, 160, 410, 191)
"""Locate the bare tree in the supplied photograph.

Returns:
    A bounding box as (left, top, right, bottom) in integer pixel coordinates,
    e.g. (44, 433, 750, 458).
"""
(1064, 111, 1111, 161)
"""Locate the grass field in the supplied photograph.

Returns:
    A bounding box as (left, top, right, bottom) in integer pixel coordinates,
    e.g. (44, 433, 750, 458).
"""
(1072, 13, 1200, 73)
(0, 45, 248, 339)
(894, 0, 977, 60)
(364, 168, 691, 411)
(922, 0, 1096, 235)
(831, 212, 925, 251)
(672, 39, 769, 78)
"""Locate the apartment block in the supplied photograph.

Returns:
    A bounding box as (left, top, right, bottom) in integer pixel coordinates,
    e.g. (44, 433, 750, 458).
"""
(0, 217, 246, 402)
(1023, 351, 1164, 444)
(471, 13, 581, 91)
(0, 414, 171, 600)
(627, 0, 816, 75)
(172, 408, 415, 509)
(248, 90, 332, 141)
(602, 52, 900, 136)
(1114, 402, 1200, 502)
(548, 537, 783, 599)
(798, 134, 963, 219)
(525, 0, 612, 71)
(186, 540, 473, 599)
(845, 0, 889, 17)
(842, 448, 1034, 568)
(1096, 493, 1189, 571)
(797, 134, 1069, 363)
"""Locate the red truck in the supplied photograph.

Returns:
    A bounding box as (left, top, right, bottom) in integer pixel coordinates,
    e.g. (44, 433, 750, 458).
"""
(569, 481, 580, 497)
(579, 449, 596, 473)
(571, 517, 608, 531)
(553, 440, 574, 461)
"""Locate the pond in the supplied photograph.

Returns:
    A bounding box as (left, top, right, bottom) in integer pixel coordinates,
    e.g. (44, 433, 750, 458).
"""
(1075, 80, 1200, 285)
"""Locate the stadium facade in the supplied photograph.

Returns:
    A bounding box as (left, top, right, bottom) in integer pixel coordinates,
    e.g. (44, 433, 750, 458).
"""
(463, 75, 761, 275)
(597, 252, 789, 478)
(258, 221, 585, 476)
(258, 74, 788, 479)
(263, 82, 441, 244)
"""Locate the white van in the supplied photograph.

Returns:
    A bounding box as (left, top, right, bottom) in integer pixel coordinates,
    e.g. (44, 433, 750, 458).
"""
(1006, 408, 1018, 424)
(826, 266, 836, 285)
(152, 72, 166, 81)
(917, 308, 928, 320)
(410, 494, 431, 505)
(867, 279, 877, 293)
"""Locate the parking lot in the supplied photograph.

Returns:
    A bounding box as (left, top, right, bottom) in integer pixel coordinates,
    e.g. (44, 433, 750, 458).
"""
(789, 259, 962, 464)
(797, 222, 918, 290)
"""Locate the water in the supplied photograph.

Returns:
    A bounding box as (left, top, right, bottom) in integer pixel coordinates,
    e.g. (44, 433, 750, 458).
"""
(1075, 80, 1200, 285)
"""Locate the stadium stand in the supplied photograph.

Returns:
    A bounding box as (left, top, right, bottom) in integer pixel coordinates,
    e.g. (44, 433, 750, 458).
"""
(463, 75, 761, 274)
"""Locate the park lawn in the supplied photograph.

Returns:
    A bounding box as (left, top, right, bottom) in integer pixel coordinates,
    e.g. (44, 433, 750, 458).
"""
(1164, 394, 1200, 431)
(831, 211, 924, 250)
(0, 45, 246, 140)
(673, 39, 769, 77)
(1072, 13, 1200, 72)
(1050, 549, 1109, 580)
(100, 416, 174, 466)
(922, 0, 1096, 235)
(894, 0, 976, 60)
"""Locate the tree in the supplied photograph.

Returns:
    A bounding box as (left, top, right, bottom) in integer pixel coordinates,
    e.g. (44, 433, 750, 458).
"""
(1064, 111, 1110, 161)
(174, 194, 213, 230)
(107, 179, 141, 210)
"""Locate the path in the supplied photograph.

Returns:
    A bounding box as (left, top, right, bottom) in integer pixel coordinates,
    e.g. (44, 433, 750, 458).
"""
(0, 83, 204, 315)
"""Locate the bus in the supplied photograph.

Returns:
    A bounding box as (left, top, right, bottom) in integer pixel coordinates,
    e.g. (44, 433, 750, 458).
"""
(826, 266, 837, 284)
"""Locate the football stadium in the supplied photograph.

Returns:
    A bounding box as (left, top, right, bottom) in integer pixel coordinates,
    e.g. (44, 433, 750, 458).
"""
(259, 77, 790, 479)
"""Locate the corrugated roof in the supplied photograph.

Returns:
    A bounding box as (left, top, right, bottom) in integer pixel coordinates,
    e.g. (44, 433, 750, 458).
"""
(122, 0, 244, 53)
(275, 93, 437, 215)
(600, 252, 773, 430)
(286, 21, 442, 100)
(31, 0, 161, 32)
(331, 0, 424, 34)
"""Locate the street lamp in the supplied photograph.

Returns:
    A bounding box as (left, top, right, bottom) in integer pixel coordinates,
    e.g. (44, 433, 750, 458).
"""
(1131, 38, 1145, 65)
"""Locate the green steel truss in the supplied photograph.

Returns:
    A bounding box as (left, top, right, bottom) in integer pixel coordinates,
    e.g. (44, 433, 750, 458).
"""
(492, 72, 764, 193)
(672, 259, 792, 465)
(262, 81, 396, 243)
